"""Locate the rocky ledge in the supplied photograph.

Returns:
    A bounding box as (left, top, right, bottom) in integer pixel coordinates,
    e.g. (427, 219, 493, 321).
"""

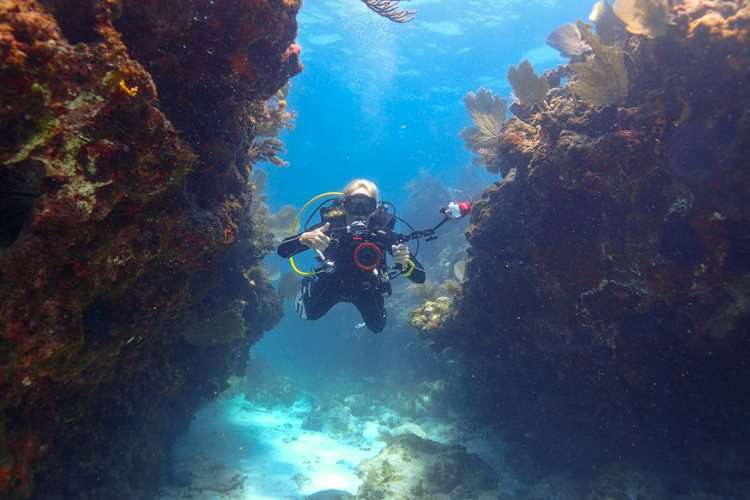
(0, 0, 300, 496)
(418, 1, 750, 494)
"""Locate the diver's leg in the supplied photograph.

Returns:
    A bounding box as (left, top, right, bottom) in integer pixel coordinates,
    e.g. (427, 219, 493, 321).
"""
(295, 274, 339, 321)
(352, 292, 387, 333)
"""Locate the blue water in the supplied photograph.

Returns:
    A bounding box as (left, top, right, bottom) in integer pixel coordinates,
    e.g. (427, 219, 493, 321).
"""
(166, 1, 603, 497)
(264, 0, 595, 212)
(258, 0, 597, 385)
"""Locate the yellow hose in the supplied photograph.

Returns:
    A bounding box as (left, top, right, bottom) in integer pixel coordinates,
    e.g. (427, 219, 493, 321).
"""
(289, 192, 342, 276)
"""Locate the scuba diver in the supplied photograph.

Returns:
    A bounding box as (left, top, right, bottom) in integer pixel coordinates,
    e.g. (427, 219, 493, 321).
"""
(277, 179, 425, 333)
(277, 179, 472, 333)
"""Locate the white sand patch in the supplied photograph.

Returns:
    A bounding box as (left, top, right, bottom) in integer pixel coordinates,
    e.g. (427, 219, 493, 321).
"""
(163, 397, 386, 499)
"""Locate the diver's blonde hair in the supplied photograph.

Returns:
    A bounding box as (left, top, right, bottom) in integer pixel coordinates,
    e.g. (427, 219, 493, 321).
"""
(342, 179, 379, 200)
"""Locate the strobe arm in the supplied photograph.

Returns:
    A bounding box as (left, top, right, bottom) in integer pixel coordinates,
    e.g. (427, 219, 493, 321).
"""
(397, 201, 472, 243)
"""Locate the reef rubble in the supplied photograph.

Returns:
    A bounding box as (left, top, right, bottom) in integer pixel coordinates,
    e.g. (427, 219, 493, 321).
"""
(421, 0, 750, 494)
(0, 0, 300, 497)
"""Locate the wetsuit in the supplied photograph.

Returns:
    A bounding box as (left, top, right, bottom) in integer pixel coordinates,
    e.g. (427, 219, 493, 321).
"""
(277, 207, 426, 333)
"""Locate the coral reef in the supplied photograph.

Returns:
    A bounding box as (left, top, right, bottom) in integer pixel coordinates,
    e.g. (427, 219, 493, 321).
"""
(410, 296, 454, 333)
(356, 433, 498, 499)
(0, 0, 297, 496)
(444, 0, 750, 493)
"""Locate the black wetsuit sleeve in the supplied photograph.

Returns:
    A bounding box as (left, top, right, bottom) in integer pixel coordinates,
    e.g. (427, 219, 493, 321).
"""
(402, 254, 426, 284)
(384, 229, 426, 284)
(277, 222, 326, 258)
(277, 233, 307, 258)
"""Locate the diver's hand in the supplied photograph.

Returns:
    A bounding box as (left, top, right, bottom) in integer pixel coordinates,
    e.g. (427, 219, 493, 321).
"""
(299, 222, 331, 252)
(392, 243, 409, 268)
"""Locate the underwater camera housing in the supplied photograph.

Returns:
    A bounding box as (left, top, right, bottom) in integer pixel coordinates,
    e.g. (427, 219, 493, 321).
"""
(346, 220, 384, 271)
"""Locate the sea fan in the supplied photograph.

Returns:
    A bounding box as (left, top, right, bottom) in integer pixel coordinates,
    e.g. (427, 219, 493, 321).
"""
(460, 88, 508, 153)
(589, 0, 628, 45)
(547, 23, 590, 58)
(613, 0, 674, 38)
(569, 22, 629, 106)
(507, 60, 550, 107)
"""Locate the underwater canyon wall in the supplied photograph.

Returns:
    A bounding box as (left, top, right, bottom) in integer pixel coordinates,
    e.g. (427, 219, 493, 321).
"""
(0, 0, 300, 496)
(418, 0, 750, 491)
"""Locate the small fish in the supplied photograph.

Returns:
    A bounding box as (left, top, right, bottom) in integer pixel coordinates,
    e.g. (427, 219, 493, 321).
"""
(453, 260, 467, 281)
(354, 322, 366, 329)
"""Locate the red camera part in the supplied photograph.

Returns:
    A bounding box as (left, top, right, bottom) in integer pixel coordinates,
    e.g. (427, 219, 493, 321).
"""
(353, 242, 382, 271)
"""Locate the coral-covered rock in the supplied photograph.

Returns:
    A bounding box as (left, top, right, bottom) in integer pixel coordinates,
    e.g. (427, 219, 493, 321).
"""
(440, 0, 750, 489)
(0, 0, 296, 496)
(356, 433, 498, 499)
(410, 296, 454, 333)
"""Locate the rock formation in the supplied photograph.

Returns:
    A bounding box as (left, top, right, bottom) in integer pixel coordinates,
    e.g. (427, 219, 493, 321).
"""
(0, 0, 300, 496)
(423, 0, 750, 493)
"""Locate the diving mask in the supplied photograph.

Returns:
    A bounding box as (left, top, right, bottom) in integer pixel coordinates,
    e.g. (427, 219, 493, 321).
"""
(343, 193, 377, 216)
